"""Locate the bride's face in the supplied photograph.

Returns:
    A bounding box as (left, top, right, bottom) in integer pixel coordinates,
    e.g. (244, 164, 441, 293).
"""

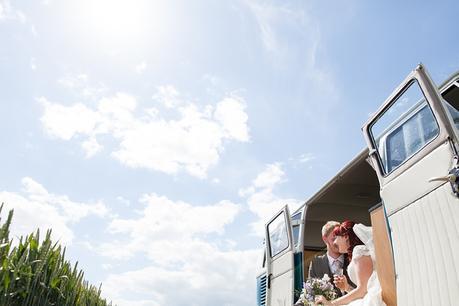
(333, 235, 349, 254)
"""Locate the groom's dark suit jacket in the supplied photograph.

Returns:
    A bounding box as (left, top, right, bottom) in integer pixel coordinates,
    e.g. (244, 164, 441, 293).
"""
(308, 253, 355, 297)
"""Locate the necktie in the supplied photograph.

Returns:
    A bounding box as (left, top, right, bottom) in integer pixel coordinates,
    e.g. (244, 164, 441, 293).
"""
(332, 259, 343, 275)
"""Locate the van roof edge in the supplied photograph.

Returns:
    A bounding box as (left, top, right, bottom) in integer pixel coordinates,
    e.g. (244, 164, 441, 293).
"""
(292, 148, 369, 215)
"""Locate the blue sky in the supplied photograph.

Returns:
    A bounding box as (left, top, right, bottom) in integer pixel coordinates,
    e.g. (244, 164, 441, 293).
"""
(1, 0, 459, 305)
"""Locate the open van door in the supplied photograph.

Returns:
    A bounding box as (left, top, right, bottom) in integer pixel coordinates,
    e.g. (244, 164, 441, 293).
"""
(363, 64, 459, 305)
(265, 205, 295, 306)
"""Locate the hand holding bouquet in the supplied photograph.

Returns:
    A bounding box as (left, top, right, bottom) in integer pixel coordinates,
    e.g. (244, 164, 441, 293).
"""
(300, 274, 337, 306)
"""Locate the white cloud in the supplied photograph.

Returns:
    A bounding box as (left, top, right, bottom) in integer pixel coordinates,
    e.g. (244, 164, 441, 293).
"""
(0, 177, 109, 245)
(202, 74, 220, 87)
(0, 0, 26, 22)
(116, 196, 131, 207)
(99, 194, 240, 261)
(82, 137, 103, 158)
(39, 97, 100, 140)
(244, 0, 340, 124)
(102, 264, 113, 270)
(244, 1, 282, 53)
(135, 61, 147, 74)
(152, 85, 181, 108)
(253, 162, 285, 188)
(30, 57, 37, 70)
(240, 163, 303, 236)
(298, 152, 315, 164)
(40, 89, 250, 178)
(202, 74, 227, 96)
(57, 74, 107, 99)
(96, 193, 259, 306)
(97, 93, 137, 131)
(31, 24, 38, 37)
(244, 0, 305, 54)
(214, 96, 249, 142)
(103, 248, 259, 306)
(58, 73, 88, 88)
(21, 177, 109, 222)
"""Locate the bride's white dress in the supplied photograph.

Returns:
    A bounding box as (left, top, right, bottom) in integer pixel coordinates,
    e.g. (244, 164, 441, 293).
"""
(344, 224, 386, 306)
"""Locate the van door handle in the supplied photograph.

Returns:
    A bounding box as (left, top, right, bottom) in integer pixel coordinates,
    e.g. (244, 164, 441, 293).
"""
(428, 167, 459, 196)
(267, 273, 272, 289)
(428, 174, 456, 182)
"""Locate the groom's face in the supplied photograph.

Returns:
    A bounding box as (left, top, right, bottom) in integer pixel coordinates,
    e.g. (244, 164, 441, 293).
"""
(324, 231, 339, 253)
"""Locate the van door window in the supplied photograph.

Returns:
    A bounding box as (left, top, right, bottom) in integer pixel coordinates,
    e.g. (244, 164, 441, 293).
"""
(442, 84, 459, 130)
(291, 212, 301, 247)
(370, 80, 440, 174)
(267, 211, 289, 257)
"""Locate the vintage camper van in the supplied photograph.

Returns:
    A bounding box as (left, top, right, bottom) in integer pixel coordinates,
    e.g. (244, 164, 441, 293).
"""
(256, 65, 459, 306)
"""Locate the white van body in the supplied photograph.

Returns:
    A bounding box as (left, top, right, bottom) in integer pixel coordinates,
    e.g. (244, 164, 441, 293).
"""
(256, 65, 459, 306)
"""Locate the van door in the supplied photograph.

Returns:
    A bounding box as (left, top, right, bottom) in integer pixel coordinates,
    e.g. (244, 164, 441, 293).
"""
(363, 64, 459, 305)
(265, 205, 294, 306)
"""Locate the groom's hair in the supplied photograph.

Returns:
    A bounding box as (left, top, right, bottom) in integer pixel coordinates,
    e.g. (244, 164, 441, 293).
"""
(322, 221, 340, 237)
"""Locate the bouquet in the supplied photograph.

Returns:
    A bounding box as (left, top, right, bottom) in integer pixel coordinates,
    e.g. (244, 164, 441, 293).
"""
(300, 274, 337, 305)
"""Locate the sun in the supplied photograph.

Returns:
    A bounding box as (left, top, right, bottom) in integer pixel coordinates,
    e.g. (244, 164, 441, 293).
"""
(71, 0, 169, 50)
(85, 0, 149, 40)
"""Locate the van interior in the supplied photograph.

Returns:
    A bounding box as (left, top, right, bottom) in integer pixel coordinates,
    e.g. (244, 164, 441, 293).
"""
(298, 149, 381, 279)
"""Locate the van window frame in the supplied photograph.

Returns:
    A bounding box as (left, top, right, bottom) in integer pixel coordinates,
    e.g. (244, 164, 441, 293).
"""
(291, 212, 302, 248)
(267, 210, 291, 258)
(369, 79, 441, 177)
(363, 65, 459, 186)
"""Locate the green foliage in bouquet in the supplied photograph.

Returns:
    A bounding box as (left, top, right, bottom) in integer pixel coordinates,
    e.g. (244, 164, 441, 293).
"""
(0, 204, 113, 305)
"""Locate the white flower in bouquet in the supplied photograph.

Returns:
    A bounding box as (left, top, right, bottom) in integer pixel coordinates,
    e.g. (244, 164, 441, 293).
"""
(300, 274, 337, 306)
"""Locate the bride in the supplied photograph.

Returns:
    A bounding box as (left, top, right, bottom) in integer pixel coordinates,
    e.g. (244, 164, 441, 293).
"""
(315, 221, 386, 306)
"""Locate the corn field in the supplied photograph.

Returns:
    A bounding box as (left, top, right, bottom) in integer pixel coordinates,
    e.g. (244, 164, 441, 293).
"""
(0, 204, 113, 305)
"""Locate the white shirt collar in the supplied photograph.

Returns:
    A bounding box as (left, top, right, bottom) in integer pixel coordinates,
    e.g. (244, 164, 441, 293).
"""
(327, 252, 344, 268)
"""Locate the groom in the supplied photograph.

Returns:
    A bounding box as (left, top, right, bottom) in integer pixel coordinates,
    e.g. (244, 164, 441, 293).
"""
(309, 221, 350, 283)
(294, 221, 354, 306)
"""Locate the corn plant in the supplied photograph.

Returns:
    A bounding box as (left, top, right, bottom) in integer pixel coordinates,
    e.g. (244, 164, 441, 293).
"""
(0, 204, 113, 306)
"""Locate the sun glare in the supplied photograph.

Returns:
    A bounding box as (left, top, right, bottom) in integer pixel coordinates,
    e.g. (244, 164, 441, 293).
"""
(85, 0, 148, 40)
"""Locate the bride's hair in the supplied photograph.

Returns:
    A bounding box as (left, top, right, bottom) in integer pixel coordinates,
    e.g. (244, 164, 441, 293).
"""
(333, 220, 364, 260)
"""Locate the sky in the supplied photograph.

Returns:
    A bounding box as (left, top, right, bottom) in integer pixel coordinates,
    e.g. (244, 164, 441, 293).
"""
(1, 0, 459, 305)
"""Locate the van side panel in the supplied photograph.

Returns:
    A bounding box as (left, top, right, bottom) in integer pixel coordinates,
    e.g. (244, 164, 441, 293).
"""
(389, 182, 459, 305)
(380, 141, 453, 215)
(270, 251, 294, 306)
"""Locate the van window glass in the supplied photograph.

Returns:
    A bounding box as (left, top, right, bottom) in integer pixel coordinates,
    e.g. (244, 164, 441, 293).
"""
(371, 80, 439, 174)
(445, 102, 459, 130)
(291, 212, 301, 247)
(291, 212, 301, 221)
(292, 225, 300, 247)
(442, 84, 459, 130)
(385, 105, 438, 172)
(268, 212, 289, 257)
